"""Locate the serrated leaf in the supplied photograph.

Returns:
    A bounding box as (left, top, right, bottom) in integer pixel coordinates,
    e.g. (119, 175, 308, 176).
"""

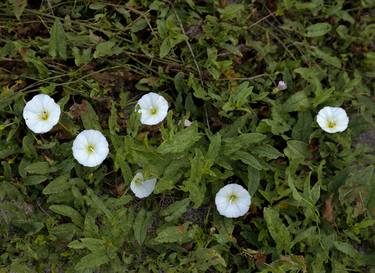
(49, 19, 67, 59)
(157, 124, 202, 154)
(305, 23, 332, 37)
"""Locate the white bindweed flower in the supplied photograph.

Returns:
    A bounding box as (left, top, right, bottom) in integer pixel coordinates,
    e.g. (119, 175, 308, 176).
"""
(130, 172, 157, 198)
(215, 184, 251, 218)
(277, 80, 287, 90)
(23, 94, 61, 134)
(316, 106, 349, 134)
(183, 119, 192, 127)
(72, 129, 109, 167)
(137, 92, 168, 125)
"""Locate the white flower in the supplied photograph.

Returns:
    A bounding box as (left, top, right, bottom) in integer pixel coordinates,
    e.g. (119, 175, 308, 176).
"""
(72, 129, 109, 167)
(215, 184, 251, 218)
(130, 172, 157, 198)
(137, 92, 168, 125)
(183, 119, 192, 127)
(23, 94, 61, 134)
(316, 106, 349, 133)
(277, 80, 287, 90)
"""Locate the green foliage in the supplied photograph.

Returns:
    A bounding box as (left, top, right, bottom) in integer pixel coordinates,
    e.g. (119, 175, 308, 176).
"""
(0, 0, 374, 272)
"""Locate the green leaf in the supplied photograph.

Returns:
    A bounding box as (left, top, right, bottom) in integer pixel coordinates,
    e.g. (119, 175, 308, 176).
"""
(84, 214, 99, 238)
(94, 41, 116, 58)
(80, 100, 101, 130)
(206, 133, 221, 165)
(9, 0, 27, 20)
(333, 241, 359, 258)
(49, 19, 67, 59)
(252, 145, 283, 159)
(284, 140, 310, 161)
(24, 175, 49, 186)
(24, 162, 51, 174)
(108, 102, 120, 135)
(218, 4, 244, 20)
(231, 151, 263, 170)
(42, 175, 70, 195)
(133, 209, 153, 245)
(68, 238, 105, 252)
(264, 207, 292, 254)
(305, 23, 332, 37)
(22, 135, 37, 158)
(184, 149, 206, 208)
(154, 223, 193, 244)
(283, 91, 310, 112)
(49, 205, 83, 227)
(72, 47, 92, 66)
(75, 253, 109, 271)
(157, 124, 202, 154)
(292, 112, 313, 142)
(247, 165, 260, 196)
(161, 198, 190, 222)
(86, 188, 112, 219)
(312, 47, 341, 68)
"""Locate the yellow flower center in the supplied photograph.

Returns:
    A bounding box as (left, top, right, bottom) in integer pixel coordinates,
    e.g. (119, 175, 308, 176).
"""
(228, 194, 238, 203)
(327, 120, 336, 129)
(134, 177, 143, 185)
(86, 144, 95, 154)
(150, 107, 158, 115)
(40, 111, 49, 121)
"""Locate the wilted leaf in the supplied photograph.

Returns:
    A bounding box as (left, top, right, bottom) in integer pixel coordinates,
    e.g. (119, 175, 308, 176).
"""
(322, 194, 334, 224)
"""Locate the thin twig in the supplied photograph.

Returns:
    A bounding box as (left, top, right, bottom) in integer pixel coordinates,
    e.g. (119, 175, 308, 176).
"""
(218, 74, 270, 81)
